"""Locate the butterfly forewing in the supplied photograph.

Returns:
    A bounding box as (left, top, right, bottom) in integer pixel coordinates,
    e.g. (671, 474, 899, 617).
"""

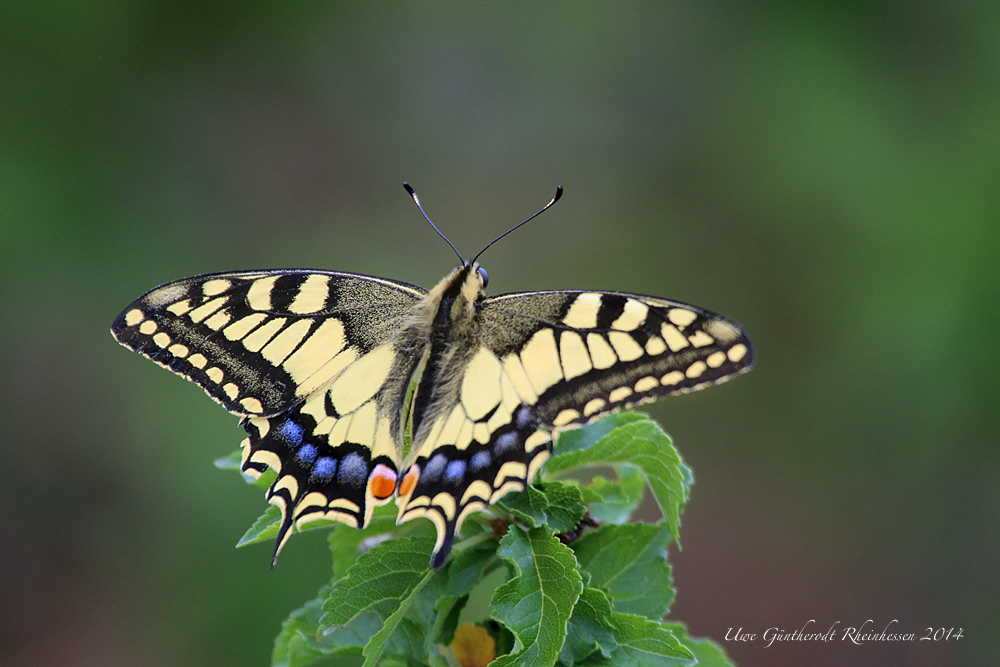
(111, 270, 426, 416)
(478, 290, 754, 427)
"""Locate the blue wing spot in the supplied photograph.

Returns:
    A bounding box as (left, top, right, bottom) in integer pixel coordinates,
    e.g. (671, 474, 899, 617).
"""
(515, 406, 533, 429)
(312, 456, 337, 481)
(445, 459, 466, 483)
(495, 431, 519, 454)
(296, 443, 318, 465)
(280, 419, 304, 447)
(470, 450, 492, 471)
(423, 453, 447, 482)
(338, 451, 368, 487)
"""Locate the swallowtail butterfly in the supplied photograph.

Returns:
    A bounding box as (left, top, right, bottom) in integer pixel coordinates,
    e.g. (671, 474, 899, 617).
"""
(112, 185, 754, 568)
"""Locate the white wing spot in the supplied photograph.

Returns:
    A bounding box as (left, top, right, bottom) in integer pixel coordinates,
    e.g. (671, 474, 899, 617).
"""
(609, 386, 633, 403)
(685, 361, 707, 379)
(125, 309, 144, 326)
(634, 376, 659, 393)
(139, 320, 157, 335)
(706, 351, 727, 368)
(187, 297, 227, 324)
(553, 409, 580, 426)
(728, 344, 748, 362)
(202, 279, 231, 297)
(152, 332, 170, 348)
(611, 299, 649, 331)
(688, 331, 715, 347)
(247, 276, 279, 311)
(608, 331, 644, 362)
(645, 336, 668, 356)
(204, 309, 232, 331)
(661, 370, 684, 386)
(660, 323, 689, 352)
(668, 308, 697, 327)
(289, 274, 331, 314)
(166, 300, 192, 316)
(188, 353, 207, 369)
(583, 398, 606, 417)
(562, 293, 602, 329)
(206, 367, 224, 384)
(587, 334, 618, 369)
(223, 313, 267, 341)
(241, 317, 287, 353)
(240, 397, 263, 413)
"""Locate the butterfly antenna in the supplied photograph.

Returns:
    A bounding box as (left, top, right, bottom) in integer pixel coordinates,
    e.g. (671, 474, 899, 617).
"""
(471, 185, 563, 264)
(403, 183, 464, 263)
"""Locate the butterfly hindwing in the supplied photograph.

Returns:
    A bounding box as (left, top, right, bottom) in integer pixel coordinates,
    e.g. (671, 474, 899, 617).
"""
(111, 270, 426, 417)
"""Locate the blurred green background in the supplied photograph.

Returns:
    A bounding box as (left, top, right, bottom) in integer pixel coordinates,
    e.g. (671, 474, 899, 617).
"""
(2, 2, 997, 666)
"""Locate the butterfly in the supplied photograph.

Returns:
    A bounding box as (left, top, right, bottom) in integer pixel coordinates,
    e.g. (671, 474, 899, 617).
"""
(111, 184, 754, 568)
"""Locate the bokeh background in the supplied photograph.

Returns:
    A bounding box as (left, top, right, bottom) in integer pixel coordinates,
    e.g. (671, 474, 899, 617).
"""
(2, 2, 997, 666)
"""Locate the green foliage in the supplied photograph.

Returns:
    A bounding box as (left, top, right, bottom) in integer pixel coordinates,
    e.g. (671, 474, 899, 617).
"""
(497, 480, 588, 533)
(546, 415, 690, 544)
(230, 412, 737, 667)
(490, 525, 583, 667)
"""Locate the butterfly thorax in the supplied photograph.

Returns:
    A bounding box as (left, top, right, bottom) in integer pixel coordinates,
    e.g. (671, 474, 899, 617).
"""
(403, 263, 486, 455)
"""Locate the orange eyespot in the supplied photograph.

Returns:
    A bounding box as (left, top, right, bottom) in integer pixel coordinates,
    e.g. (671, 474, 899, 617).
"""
(398, 465, 421, 498)
(369, 464, 398, 500)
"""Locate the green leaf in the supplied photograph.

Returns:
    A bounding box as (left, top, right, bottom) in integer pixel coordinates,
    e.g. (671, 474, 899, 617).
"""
(236, 504, 342, 549)
(320, 536, 434, 630)
(214, 448, 276, 487)
(236, 504, 281, 547)
(360, 569, 437, 667)
(579, 614, 694, 667)
(546, 417, 687, 543)
(422, 540, 502, 651)
(559, 586, 619, 665)
(490, 525, 583, 667)
(498, 481, 587, 534)
(571, 523, 674, 620)
(586, 465, 645, 525)
(661, 624, 736, 667)
(320, 536, 437, 667)
(553, 412, 650, 456)
(272, 584, 382, 667)
(328, 504, 401, 580)
(383, 617, 431, 667)
(212, 448, 242, 471)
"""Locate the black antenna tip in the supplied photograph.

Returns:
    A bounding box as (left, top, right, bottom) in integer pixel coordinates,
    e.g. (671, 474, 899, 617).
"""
(402, 182, 422, 206)
(553, 185, 564, 202)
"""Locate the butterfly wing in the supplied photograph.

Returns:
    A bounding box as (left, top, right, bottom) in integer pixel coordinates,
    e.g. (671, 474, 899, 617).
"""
(395, 288, 753, 567)
(479, 290, 754, 427)
(112, 269, 427, 561)
(112, 269, 425, 416)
